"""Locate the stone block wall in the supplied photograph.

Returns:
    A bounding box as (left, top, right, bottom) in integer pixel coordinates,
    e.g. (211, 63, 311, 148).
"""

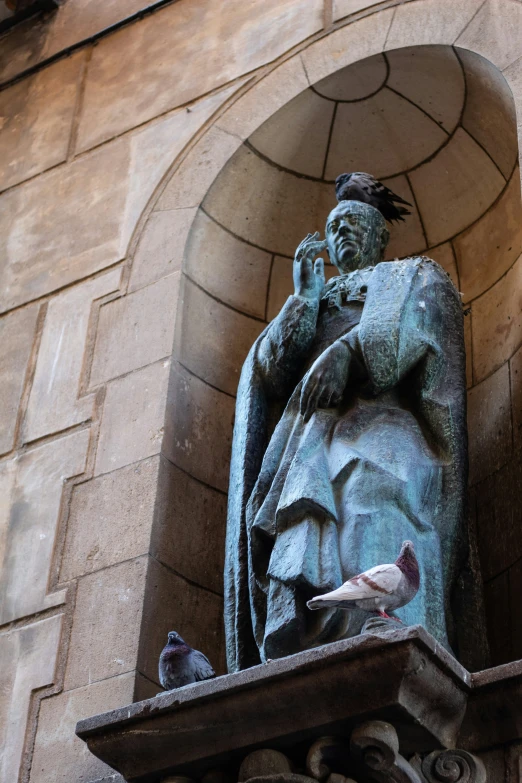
(2, 1, 522, 781)
(0, 3, 323, 780)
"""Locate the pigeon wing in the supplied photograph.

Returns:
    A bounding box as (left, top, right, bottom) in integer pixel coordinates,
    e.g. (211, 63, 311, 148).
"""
(191, 649, 216, 682)
(383, 184, 412, 207)
(310, 564, 402, 606)
(348, 563, 402, 598)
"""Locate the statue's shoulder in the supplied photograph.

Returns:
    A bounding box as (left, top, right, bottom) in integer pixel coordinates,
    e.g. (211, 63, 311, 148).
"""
(377, 256, 459, 292)
(380, 255, 442, 272)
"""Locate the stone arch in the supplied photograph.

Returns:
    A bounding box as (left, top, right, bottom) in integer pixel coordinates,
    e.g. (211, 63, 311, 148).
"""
(129, 0, 522, 674)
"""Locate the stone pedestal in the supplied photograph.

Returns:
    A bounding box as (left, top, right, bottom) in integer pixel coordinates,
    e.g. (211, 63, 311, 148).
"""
(76, 627, 487, 783)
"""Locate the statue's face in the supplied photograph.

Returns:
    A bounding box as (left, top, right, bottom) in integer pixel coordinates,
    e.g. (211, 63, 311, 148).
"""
(325, 201, 389, 273)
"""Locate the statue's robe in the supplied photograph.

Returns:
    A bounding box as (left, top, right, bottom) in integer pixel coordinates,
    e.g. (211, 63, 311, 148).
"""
(225, 257, 470, 672)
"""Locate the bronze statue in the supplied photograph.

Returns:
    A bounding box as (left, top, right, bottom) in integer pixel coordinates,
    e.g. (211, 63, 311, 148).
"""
(225, 185, 472, 672)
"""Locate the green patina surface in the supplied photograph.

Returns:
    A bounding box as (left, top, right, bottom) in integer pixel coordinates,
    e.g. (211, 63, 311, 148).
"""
(225, 200, 483, 673)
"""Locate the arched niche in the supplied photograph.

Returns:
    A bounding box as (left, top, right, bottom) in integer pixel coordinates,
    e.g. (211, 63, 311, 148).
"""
(134, 27, 522, 674)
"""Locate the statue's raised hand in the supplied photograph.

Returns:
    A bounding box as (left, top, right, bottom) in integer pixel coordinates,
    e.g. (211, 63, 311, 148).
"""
(293, 232, 327, 302)
(300, 340, 351, 423)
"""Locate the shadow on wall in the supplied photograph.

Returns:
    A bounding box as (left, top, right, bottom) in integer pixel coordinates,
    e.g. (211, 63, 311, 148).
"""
(148, 45, 522, 674)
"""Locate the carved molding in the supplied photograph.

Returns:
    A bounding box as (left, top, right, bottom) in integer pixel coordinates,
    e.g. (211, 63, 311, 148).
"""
(167, 722, 486, 783)
(350, 721, 423, 783)
(421, 750, 487, 783)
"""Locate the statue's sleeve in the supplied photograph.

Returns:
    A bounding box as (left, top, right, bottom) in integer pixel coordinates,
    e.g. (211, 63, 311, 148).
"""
(225, 293, 319, 672)
(256, 294, 319, 398)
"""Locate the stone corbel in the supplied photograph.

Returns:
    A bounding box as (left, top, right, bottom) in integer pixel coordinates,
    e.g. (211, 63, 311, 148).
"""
(189, 722, 486, 783)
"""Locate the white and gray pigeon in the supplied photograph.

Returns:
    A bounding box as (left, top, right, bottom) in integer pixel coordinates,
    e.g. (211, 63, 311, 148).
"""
(159, 631, 216, 691)
(307, 541, 420, 617)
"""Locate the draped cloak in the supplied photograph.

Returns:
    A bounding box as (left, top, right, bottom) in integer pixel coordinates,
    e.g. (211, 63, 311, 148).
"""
(224, 257, 469, 672)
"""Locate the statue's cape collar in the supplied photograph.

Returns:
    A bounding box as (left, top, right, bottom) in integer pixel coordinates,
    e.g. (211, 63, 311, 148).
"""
(321, 266, 375, 310)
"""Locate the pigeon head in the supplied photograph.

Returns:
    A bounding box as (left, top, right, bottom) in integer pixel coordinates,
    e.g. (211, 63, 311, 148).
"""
(396, 540, 420, 589)
(167, 631, 186, 646)
(335, 173, 351, 192)
(325, 200, 389, 273)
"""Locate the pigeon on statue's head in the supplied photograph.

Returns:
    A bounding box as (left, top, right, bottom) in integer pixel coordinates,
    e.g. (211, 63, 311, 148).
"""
(335, 172, 412, 223)
(158, 631, 216, 691)
(306, 540, 420, 618)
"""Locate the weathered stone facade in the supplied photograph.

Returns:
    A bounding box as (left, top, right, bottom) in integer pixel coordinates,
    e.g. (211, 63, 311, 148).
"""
(2, 1, 522, 781)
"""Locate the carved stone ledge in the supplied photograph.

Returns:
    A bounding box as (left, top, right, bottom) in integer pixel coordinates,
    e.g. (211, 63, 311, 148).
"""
(458, 659, 522, 751)
(77, 627, 472, 783)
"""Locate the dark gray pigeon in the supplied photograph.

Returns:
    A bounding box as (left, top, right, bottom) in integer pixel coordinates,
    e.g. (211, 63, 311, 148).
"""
(335, 172, 412, 223)
(307, 540, 420, 617)
(159, 631, 216, 691)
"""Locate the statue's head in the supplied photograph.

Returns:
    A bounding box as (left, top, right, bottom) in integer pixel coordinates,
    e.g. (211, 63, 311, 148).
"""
(325, 200, 390, 273)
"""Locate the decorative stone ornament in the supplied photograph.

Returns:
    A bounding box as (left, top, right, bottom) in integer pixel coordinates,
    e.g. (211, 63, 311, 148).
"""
(421, 750, 487, 783)
(161, 722, 486, 783)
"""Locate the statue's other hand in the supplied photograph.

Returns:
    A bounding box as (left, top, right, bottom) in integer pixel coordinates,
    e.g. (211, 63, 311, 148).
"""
(293, 232, 327, 301)
(300, 340, 350, 423)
